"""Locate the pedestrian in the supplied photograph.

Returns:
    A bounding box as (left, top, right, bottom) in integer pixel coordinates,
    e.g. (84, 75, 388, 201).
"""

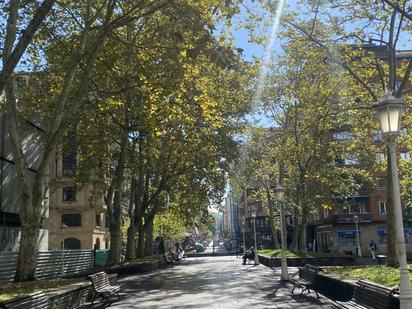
(242, 247, 255, 265)
(369, 240, 377, 260)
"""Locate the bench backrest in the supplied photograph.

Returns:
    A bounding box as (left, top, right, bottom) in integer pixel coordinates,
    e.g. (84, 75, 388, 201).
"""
(0, 291, 49, 309)
(299, 264, 322, 284)
(353, 281, 393, 309)
(89, 271, 111, 292)
(300, 268, 317, 283)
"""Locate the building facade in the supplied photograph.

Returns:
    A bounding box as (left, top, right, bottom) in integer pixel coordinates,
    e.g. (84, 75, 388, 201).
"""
(44, 148, 109, 250)
(0, 107, 49, 251)
(308, 132, 412, 256)
(237, 186, 274, 250)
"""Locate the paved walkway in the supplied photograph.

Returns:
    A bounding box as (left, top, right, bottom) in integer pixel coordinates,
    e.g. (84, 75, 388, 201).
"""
(109, 256, 335, 308)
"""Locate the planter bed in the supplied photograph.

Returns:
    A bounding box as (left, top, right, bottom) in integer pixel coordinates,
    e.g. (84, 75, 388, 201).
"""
(258, 254, 355, 267)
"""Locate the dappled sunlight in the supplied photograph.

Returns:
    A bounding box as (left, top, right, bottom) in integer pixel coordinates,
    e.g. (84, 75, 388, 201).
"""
(108, 256, 333, 308)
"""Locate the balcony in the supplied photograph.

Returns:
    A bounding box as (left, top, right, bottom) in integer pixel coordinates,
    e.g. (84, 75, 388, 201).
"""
(333, 213, 372, 223)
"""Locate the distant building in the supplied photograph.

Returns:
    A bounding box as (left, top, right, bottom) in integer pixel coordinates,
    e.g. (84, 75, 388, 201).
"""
(222, 191, 240, 248)
(43, 142, 109, 250)
(237, 184, 274, 250)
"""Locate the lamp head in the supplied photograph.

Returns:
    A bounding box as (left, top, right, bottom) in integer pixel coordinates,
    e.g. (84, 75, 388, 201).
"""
(373, 93, 404, 135)
(250, 204, 257, 218)
(275, 184, 284, 201)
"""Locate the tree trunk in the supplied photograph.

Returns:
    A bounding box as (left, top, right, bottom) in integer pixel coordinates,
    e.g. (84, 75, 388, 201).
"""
(299, 216, 307, 253)
(107, 129, 128, 264)
(108, 218, 122, 264)
(291, 209, 299, 251)
(126, 178, 136, 260)
(266, 191, 279, 249)
(136, 223, 145, 258)
(144, 220, 154, 256)
(386, 145, 399, 267)
(15, 224, 38, 281)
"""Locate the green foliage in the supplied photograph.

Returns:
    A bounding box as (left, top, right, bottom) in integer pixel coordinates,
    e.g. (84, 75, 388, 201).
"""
(327, 266, 412, 287)
(257, 249, 299, 258)
(153, 209, 188, 242)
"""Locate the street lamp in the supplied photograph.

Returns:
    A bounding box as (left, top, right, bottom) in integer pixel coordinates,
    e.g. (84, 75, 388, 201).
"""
(240, 216, 246, 255)
(373, 93, 412, 309)
(250, 204, 259, 266)
(275, 184, 289, 281)
(60, 223, 68, 278)
(353, 215, 362, 257)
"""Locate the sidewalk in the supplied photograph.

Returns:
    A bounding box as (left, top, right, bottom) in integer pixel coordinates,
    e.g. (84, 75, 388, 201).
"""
(102, 256, 335, 308)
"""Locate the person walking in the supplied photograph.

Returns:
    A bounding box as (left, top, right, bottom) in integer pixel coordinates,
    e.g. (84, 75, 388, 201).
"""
(369, 240, 377, 260)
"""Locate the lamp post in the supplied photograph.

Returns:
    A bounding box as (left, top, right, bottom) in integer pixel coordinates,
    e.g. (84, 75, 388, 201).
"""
(353, 215, 362, 257)
(275, 184, 289, 281)
(250, 205, 259, 266)
(373, 93, 412, 309)
(240, 217, 246, 255)
(60, 223, 68, 278)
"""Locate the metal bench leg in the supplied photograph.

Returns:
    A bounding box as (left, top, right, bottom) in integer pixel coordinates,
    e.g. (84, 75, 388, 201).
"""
(117, 291, 120, 300)
(314, 290, 320, 299)
(292, 285, 296, 294)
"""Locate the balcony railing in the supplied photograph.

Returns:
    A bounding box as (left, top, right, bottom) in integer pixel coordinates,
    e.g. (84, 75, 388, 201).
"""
(333, 213, 372, 223)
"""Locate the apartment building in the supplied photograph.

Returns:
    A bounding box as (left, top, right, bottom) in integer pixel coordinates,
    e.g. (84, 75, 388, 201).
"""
(307, 129, 412, 255)
(44, 146, 110, 250)
(237, 185, 274, 250)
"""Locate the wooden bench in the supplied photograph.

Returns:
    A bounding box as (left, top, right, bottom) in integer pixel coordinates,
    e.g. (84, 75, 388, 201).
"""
(0, 291, 49, 309)
(88, 271, 120, 305)
(290, 264, 322, 298)
(332, 280, 399, 309)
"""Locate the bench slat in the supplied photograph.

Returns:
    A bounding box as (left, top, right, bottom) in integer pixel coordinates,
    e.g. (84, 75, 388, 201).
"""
(334, 280, 396, 309)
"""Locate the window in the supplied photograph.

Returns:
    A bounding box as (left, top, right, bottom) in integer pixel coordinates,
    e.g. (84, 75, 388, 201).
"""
(62, 214, 81, 226)
(378, 229, 387, 245)
(62, 134, 77, 176)
(376, 153, 386, 164)
(105, 238, 109, 249)
(377, 178, 386, 191)
(333, 132, 353, 140)
(337, 203, 363, 214)
(373, 133, 383, 142)
(344, 154, 359, 165)
(95, 238, 101, 250)
(400, 152, 411, 161)
(379, 201, 387, 215)
(96, 214, 101, 227)
(338, 230, 359, 246)
(105, 216, 109, 228)
(63, 187, 76, 201)
(62, 152, 76, 176)
(64, 238, 81, 249)
(323, 208, 329, 218)
(0, 212, 20, 227)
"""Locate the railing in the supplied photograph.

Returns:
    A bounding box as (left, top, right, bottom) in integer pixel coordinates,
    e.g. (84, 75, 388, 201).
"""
(333, 213, 372, 223)
(0, 249, 95, 284)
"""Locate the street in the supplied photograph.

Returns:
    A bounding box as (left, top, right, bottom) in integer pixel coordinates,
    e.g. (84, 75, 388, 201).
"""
(110, 256, 334, 308)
